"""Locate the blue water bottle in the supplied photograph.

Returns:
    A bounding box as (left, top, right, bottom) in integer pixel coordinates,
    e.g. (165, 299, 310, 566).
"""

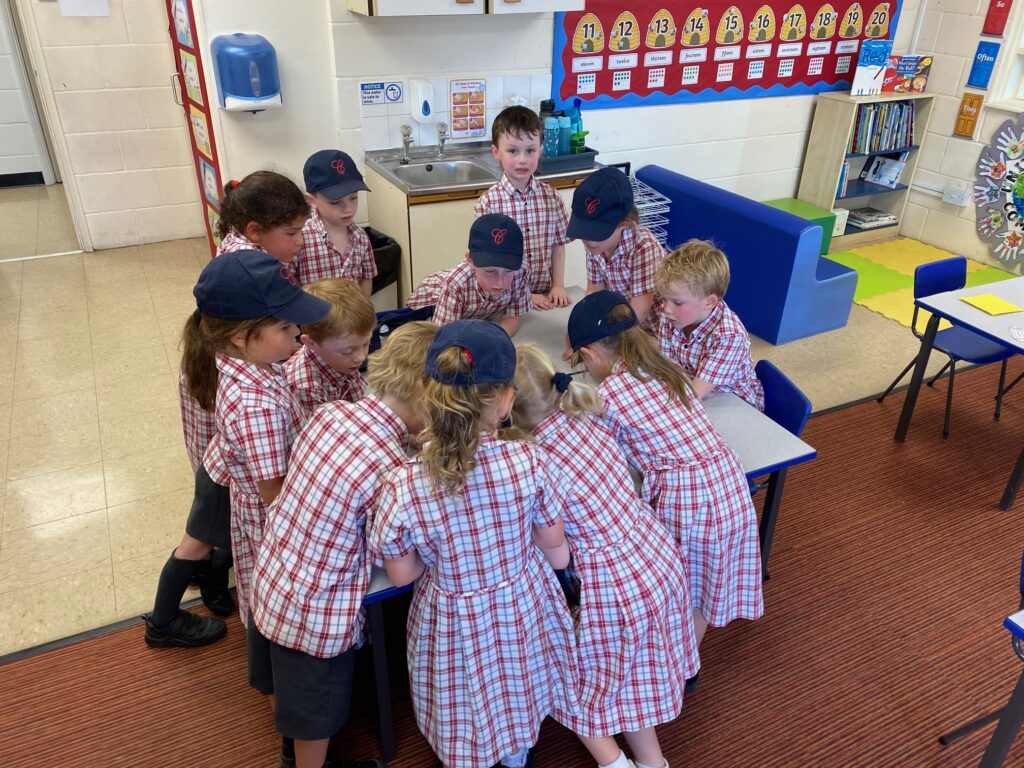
(543, 117, 559, 157)
(557, 115, 571, 156)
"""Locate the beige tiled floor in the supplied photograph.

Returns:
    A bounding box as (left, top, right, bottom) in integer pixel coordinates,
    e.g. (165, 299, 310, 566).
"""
(0, 184, 80, 261)
(0, 237, 948, 657)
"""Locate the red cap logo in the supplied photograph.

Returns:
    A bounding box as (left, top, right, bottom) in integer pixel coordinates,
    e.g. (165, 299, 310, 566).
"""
(491, 228, 508, 245)
(331, 158, 346, 175)
(585, 197, 601, 215)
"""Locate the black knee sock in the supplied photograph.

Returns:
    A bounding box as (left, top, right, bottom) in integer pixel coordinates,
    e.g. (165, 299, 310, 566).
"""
(204, 547, 232, 591)
(151, 552, 202, 627)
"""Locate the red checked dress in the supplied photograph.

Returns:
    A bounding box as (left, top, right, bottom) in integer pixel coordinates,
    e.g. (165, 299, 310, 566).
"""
(533, 411, 699, 737)
(474, 176, 570, 295)
(405, 260, 531, 326)
(250, 396, 408, 658)
(585, 225, 664, 328)
(283, 344, 367, 414)
(658, 301, 764, 411)
(207, 354, 305, 625)
(177, 371, 217, 474)
(599, 363, 764, 626)
(293, 211, 377, 286)
(368, 436, 579, 768)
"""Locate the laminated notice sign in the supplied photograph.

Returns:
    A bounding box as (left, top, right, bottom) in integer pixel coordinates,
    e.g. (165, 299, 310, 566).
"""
(982, 0, 1013, 36)
(449, 79, 487, 139)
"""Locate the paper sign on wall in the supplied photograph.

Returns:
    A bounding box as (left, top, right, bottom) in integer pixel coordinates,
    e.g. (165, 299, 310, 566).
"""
(449, 79, 487, 139)
(954, 92, 984, 139)
(982, 0, 1013, 37)
(967, 41, 1001, 89)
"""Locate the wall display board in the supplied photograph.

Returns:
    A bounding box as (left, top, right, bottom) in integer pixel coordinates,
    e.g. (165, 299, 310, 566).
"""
(974, 115, 1024, 272)
(552, 0, 902, 108)
(166, 0, 225, 255)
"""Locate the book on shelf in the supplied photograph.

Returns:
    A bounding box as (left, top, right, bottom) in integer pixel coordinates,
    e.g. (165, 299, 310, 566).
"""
(837, 161, 850, 198)
(864, 157, 906, 188)
(847, 100, 916, 154)
(847, 207, 898, 229)
(883, 55, 933, 93)
(851, 40, 894, 95)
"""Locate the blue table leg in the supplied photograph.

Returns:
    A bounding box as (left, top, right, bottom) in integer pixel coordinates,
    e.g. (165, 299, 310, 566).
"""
(758, 469, 786, 582)
(895, 313, 940, 443)
(979, 667, 1024, 767)
(367, 600, 395, 763)
(1001, 446, 1024, 512)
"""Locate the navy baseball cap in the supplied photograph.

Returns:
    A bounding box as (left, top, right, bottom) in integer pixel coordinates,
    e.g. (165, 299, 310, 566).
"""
(303, 149, 371, 199)
(469, 213, 524, 271)
(567, 290, 637, 350)
(567, 167, 635, 242)
(194, 250, 330, 325)
(426, 320, 516, 386)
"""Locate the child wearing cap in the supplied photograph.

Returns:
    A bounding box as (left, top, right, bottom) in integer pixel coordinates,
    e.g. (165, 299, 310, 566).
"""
(284, 278, 375, 414)
(249, 321, 436, 768)
(405, 213, 531, 336)
(569, 168, 665, 330)
(656, 240, 764, 411)
(368, 320, 579, 768)
(294, 150, 377, 296)
(475, 106, 571, 311)
(567, 291, 763, 667)
(216, 171, 310, 274)
(509, 344, 699, 768)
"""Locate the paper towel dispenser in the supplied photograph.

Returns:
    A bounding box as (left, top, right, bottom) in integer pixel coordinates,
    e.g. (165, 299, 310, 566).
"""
(210, 33, 282, 112)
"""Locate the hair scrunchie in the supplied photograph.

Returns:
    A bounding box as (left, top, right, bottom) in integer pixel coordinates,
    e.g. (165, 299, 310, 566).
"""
(552, 371, 574, 393)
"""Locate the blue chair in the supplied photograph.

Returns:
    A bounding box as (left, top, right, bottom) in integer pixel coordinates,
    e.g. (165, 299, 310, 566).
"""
(753, 360, 812, 580)
(877, 256, 1018, 438)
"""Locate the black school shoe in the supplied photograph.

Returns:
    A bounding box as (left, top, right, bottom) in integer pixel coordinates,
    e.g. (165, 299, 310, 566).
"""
(143, 610, 226, 648)
(197, 577, 235, 616)
(685, 672, 699, 694)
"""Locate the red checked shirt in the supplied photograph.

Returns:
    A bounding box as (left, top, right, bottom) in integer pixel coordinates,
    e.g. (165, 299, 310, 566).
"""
(207, 354, 306, 624)
(284, 344, 367, 414)
(405, 260, 531, 325)
(658, 301, 765, 411)
(474, 176, 570, 295)
(177, 371, 217, 474)
(586, 225, 664, 328)
(216, 230, 297, 280)
(293, 210, 377, 286)
(251, 396, 408, 658)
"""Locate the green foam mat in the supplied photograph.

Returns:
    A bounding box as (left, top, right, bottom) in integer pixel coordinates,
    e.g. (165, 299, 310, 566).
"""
(965, 266, 1017, 287)
(826, 250, 911, 301)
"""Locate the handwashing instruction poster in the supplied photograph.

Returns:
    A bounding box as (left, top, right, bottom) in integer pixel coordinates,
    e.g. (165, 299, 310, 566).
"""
(552, 0, 902, 109)
(449, 79, 487, 139)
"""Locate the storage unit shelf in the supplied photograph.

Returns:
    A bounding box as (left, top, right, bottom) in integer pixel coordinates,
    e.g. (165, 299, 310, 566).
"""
(845, 144, 919, 159)
(844, 220, 899, 235)
(838, 180, 909, 200)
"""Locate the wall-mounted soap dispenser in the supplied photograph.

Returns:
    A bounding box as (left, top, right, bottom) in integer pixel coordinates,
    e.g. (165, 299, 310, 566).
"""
(211, 33, 282, 112)
(410, 79, 434, 124)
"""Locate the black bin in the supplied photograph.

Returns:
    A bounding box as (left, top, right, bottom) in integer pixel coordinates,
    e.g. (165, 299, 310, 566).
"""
(364, 226, 400, 295)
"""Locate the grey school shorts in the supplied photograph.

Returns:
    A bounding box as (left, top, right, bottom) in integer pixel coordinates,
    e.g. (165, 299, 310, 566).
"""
(184, 464, 231, 549)
(247, 620, 356, 741)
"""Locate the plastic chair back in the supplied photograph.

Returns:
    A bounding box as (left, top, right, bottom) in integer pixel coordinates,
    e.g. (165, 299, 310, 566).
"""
(755, 360, 812, 437)
(914, 256, 967, 300)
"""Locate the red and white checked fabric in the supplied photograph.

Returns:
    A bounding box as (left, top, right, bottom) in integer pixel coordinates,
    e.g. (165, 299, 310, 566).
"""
(208, 353, 306, 625)
(251, 396, 408, 658)
(367, 435, 579, 768)
(177, 371, 217, 474)
(533, 410, 699, 736)
(658, 301, 765, 411)
(599, 363, 764, 626)
(405, 260, 531, 325)
(585, 225, 665, 328)
(283, 344, 366, 414)
(216, 230, 297, 280)
(293, 211, 377, 286)
(474, 176, 570, 295)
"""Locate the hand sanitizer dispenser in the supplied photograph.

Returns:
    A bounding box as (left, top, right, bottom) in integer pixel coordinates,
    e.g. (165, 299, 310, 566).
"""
(211, 33, 282, 112)
(410, 79, 433, 124)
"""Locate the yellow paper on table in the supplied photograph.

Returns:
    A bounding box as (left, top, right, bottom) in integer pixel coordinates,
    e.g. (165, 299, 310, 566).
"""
(961, 294, 1023, 315)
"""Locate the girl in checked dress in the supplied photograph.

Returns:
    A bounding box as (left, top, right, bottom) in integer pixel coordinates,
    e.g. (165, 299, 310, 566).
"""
(369, 320, 578, 768)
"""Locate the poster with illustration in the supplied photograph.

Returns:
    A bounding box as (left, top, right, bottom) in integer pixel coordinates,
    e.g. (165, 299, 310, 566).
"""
(180, 50, 203, 106)
(552, 0, 902, 109)
(974, 115, 1024, 273)
(189, 105, 212, 159)
(173, 0, 193, 48)
(199, 157, 220, 207)
(207, 205, 222, 247)
(450, 79, 487, 139)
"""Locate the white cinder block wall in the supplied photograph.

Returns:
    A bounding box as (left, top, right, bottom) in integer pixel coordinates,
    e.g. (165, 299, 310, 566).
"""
(27, 0, 203, 249)
(892, 0, 1011, 265)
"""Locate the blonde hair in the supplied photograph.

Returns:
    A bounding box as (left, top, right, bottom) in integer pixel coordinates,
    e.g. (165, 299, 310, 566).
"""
(419, 347, 510, 496)
(365, 321, 436, 401)
(575, 303, 693, 408)
(656, 238, 730, 299)
(179, 312, 277, 411)
(301, 278, 376, 342)
(511, 344, 602, 433)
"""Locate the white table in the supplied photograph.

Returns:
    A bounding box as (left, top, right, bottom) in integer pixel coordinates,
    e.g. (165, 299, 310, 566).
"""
(892, 277, 1024, 509)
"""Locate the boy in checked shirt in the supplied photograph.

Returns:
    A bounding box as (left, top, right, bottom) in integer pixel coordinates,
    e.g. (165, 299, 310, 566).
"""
(249, 321, 437, 768)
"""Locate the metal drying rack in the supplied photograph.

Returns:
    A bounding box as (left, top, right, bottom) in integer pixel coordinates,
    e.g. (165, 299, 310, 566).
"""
(606, 162, 672, 248)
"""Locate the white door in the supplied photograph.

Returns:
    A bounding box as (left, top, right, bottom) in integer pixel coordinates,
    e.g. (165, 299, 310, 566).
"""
(488, 0, 585, 13)
(0, 0, 53, 183)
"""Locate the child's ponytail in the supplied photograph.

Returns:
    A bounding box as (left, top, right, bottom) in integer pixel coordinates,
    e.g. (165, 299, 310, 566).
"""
(512, 344, 603, 433)
(420, 347, 508, 496)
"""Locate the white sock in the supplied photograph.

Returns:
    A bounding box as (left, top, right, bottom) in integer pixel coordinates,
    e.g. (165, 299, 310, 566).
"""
(634, 761, 668, 768)
(599, 752, 632, 768)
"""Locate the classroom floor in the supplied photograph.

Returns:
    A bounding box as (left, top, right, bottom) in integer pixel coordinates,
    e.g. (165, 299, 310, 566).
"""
(0, 184, 80, 261)
(0, 237, 952, 657)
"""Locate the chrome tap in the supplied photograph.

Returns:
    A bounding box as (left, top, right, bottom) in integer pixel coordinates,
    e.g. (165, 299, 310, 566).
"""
(435, 122, 449, 160)
(400, 124, 414, 165)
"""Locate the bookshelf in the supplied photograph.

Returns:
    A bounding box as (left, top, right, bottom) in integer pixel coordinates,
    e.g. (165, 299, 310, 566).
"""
(796, 91, 934, 251)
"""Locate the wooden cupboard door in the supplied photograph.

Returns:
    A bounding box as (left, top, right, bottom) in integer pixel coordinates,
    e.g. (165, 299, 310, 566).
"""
(488, 0, 585, 12)
(407, 198, 479, 287)
(348, 0, 484, 15)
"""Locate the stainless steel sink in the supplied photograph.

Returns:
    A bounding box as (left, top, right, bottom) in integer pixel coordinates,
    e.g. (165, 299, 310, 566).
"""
(391, 160, 497, 187)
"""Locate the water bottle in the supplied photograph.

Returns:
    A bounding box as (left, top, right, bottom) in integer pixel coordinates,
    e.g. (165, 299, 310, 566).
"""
(543, 117, 559, 157)
(557, 115, 571, 156)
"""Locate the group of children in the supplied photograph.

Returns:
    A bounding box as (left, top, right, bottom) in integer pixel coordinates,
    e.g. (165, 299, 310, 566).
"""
(143, 105, 770, 768)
